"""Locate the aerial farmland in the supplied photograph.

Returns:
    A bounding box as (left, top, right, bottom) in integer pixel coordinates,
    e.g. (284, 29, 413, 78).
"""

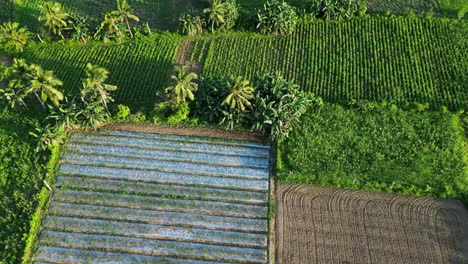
(0, 0, 467, 263)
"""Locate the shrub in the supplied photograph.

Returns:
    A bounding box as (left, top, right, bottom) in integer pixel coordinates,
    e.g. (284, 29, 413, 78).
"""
(167, 102, 190, 124)
(179, 9, 205, 36)
(219, 0, 239, 31)
(310, 0, 360, 20)
(250, 72, 317, 140)
(114, 104, 131, 120)
(191, 77, 228, 123)
(257, 0, 298, 35)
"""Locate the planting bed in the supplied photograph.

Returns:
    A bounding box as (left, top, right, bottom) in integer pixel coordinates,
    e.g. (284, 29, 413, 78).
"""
(33, 130, 271, 263)
(276, 184, 468, 264)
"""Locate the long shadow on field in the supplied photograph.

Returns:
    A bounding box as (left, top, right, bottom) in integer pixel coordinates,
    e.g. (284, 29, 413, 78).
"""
(22, 52, 174, 107)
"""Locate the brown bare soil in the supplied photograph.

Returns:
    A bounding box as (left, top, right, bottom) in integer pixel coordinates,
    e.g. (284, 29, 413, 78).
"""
(174, 39, 203, 75)
(276, 184, 468, 264)
(103, 123, 267, 143)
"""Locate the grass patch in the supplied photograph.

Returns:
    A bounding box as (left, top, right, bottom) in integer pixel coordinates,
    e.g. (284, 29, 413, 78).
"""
(0, 110, 43, 263)
(279, 103, 467, 204)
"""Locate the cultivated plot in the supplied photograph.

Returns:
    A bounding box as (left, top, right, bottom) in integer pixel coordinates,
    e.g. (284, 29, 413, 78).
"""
(276, 184, 468, 264)
(33, 130, 271, 263)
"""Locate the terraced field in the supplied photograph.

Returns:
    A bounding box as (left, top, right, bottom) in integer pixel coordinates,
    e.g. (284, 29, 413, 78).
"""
(33, 130, 271, 263)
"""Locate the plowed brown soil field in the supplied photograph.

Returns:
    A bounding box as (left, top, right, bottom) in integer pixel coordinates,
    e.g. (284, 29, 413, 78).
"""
(276, 184, 468, 264)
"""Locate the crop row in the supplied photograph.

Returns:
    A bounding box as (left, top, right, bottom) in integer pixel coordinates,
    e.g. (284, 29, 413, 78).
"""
(197, 17, 467, 110)
(23, 37, 179, 105)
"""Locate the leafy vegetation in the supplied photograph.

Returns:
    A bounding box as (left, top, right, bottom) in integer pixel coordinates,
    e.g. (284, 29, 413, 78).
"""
(38, 2, 70, 39)
(196, 17, 468, 110)
(179, 9, 206, 36)
(308, 0, 363, 20)
(0, 22, 32, 54)
(1, 59, 64, 110)
(0, 110, 44, 263)
(279, 103, 468, 203)
(250, 72, 319, 140)
(257, 0, 298, 35)
(165, 65, 198, 107)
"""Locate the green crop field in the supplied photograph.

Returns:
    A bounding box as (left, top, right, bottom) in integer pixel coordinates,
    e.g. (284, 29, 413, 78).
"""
(0, 110, 43, 263)
(279, 103, 468, 203)
(22, 35, 180, 106)
(194, 17, 467, 110)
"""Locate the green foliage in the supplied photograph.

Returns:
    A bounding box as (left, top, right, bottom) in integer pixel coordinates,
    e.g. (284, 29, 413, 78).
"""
(167, 102, 191, 124)
(21, 144, 61, 264)
(0, 111, 43, 263)
(257, 0, 298, 35)
(81, 63, 117, 112)
(165, 65, 198, 107)
(0, 22, 32, 54)
(196, 17, 468, 110)
(1, 59, 64, 110)
(30, 123, 66, 152)
(78, 64, 117, 129)
(220, 0, 240, 31)
(109, 0, 140, 38)
(179, 9, 205, 36)
(222, 76, 254, 111)
(280, 103, 468, 203)
(114, 104, 131, 120)
(204, 0, 228, 32)
(309, 0, 360, 20)
(191, 77, 228, 123)
(64, 15, 92, 42)
(28, 64, 64, 109)
(250, 72, 317, 140)
(22, 36, 179, 106)
(38, 1, 70, 39)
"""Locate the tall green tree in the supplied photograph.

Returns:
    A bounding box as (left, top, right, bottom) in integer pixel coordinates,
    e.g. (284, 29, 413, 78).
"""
(222, 76, 254, 111)
(110, 0, 140, 38)
(38, 2, 69, 39)
(81, 63, 117, 112)
(165, 65, 198, 106)
(27, 65, 64, 109)
(96, 12, 123, 42)
(0, 58, 31, 108)
(204, 0, 227, 32)
(0, 22, 31, 53)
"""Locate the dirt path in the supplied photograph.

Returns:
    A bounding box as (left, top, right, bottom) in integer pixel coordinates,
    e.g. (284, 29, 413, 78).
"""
(174, 39, 203, 76)
(104, 123, 268, 143)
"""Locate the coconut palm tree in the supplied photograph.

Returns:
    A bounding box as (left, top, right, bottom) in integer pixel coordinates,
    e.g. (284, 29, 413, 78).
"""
(203, 0, 227, 32)
(95, 12, 124, 42)
(222, 76, 254, 111)
(38, 2, 69, 39)
(165, 66, 198, 106)
(0, 22, 31, 53)
(110, 0, 140, 38)
(27, 64, 64, 109)
(1, 58, 32, 108)
(81, 63, 117, 112)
